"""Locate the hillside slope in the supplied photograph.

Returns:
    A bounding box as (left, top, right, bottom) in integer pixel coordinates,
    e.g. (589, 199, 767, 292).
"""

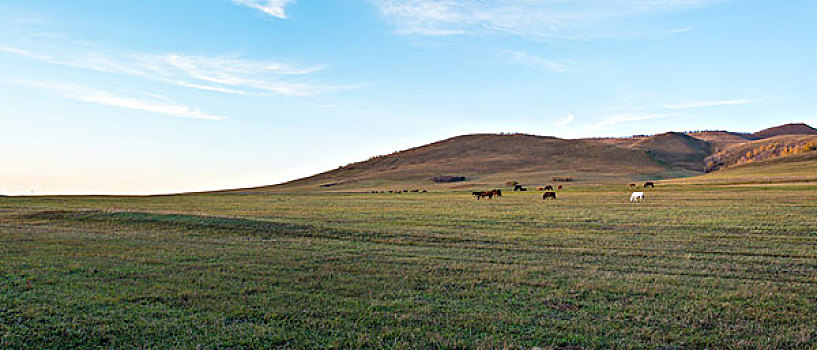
(685, 131, 751, 152)
(588, 124, 817, 172)
(703, 135, 817, 171)
(630, 132, 712, 172)
(254, 134, 673, 191)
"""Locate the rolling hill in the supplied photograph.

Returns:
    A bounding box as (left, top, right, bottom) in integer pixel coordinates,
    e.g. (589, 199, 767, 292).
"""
(685, 131, 752, 152)
(251, 134, 675, 192)
(752, 123, 817, 139)
(237, 122, 817, 192)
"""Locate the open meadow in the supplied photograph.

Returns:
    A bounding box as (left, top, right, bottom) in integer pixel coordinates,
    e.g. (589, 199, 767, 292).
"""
(2, 184, 817, 348)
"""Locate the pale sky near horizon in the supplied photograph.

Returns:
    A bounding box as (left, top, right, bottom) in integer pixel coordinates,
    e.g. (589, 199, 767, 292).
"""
(2, 1, 816, 195)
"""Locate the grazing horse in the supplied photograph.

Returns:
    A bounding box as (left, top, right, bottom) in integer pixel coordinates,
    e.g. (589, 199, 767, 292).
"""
(629, 183, 637, 189)
(537, 187, 544, 191)
(473, 191, 494, 200)
(644, 182, 655, 188)
(544, 185, 554, 191)
(557, 185, 563, 190)
(514, 184, 523, 191)
(492, 189, 502, 197)
(630, 192, 645, 203)
(542, 191, 556, 200)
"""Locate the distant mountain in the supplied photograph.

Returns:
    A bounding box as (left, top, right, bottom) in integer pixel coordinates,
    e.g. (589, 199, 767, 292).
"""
(752, 123, 817, 139)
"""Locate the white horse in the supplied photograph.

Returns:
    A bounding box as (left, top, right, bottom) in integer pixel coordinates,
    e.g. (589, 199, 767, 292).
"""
(630, 191, 644, 203)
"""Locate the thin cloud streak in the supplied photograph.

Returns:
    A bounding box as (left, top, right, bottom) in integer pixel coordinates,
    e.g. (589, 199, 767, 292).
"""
(232, 0, 295, 19)
(595, 112, 674, 127)
(662, 99, 759, 109)
(373, 0, 722, 39)
(504, 50, 568, 73)
(555, 113, 575, 127)
(18, 80, 225, 120)
(667, 26, 694, 34)
(0, 39, 330, 97)
(0, 46, 32, 55)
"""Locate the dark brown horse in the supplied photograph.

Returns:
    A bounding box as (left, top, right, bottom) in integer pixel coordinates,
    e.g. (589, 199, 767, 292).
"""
(557, 185, 563, 190)
(472, 191, 493, 200)
(472, 191, 489, 200)
(644, 182, 655, 188)
(542, 191, 556, 200)
(629, 183, 637, 189)
(473, 189, 502, 200)
(544, 185, 554, 191)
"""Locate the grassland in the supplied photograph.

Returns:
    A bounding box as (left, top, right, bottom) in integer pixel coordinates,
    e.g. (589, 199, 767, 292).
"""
(2, 184, 817, 348)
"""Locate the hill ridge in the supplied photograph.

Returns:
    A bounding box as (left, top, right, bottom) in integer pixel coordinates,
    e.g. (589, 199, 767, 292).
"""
(752, 123, 817, 139)
(243, 122, 817, 192)
(269, 133, 671, 191)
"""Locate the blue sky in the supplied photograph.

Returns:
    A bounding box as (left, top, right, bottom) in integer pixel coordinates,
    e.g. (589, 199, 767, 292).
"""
(1, 0, 816, 194)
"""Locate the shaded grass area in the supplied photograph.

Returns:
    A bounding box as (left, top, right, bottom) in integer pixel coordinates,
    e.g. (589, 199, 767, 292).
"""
(670, 152, 817, 185)
(1, 186, 817, 348)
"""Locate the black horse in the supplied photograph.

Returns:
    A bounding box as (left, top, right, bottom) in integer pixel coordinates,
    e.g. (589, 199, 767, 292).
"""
(542, 192, 556, 200)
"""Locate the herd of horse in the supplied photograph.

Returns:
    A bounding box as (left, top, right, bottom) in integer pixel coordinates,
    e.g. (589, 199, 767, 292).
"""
(370, 181, 657, 203)
(475, 187, 558, 200)
(371, 189, 427, 193)
(631, 181, 655, 189)
(473, 182, 656, 202)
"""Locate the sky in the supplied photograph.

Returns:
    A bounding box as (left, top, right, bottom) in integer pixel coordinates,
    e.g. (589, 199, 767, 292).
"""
(1, 0, 816, 195)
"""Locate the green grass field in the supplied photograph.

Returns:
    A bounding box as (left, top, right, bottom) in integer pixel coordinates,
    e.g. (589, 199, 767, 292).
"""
(2, 184, 817, 348)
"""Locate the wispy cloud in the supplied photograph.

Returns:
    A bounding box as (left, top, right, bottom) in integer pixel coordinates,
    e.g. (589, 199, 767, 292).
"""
(0, 46, 31, 55)
(372, 0, 721, 39)
(504, 50, 568, 73)
(0, 38, 333, 97)
(595, 112, 673, 127)
(19, 80, 224, 120)
(555, 113, 575, 127)
(667, 26, 694, 34)
(662, 99, 759, 110)
(232, 0, 296, 19)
